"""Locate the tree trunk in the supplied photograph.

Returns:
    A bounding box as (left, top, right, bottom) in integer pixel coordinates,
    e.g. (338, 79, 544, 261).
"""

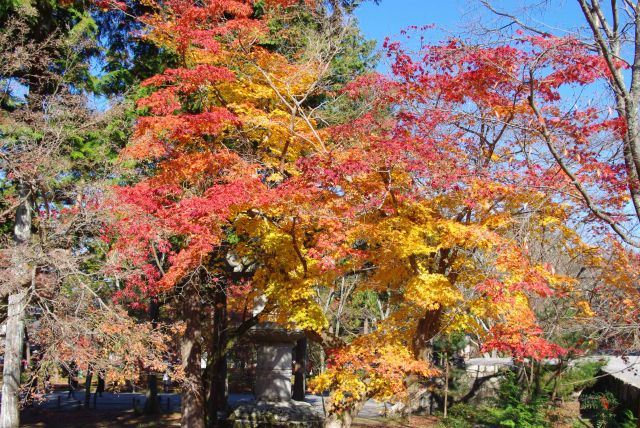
(24, 331, 30, 368)
(399, 308, 443, 417)
(180, 282, 205, 428)
(1, 184, 31, 428)
(84, 366, 93, 408)
(412, 308, 442, 362)
(325, 414, 348, 428)
(0, 291, 27, 428)
(532, 360, 542, 399)
(144, 299, 161, 414)
(292, 338, 307, 401)
(205, 352, 226, 428)
(443, 352, 449, 418)
(206, 285, 227, 428)
(324, 400, 365, 428)
(145, 374, 160, 413)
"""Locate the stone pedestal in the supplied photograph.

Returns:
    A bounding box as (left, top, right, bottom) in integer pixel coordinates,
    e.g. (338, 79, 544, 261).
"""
(228, 323, 323, 427)
(255, 342, 294, 401)
(250, 322, 304, 401)
(229, 401, 323, 428)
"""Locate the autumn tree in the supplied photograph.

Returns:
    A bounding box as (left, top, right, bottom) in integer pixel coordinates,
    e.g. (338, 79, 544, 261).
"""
(478, 1, 640, 248)
(0, 10, 99, 425)
(0, 5, 169, 425)
(413, 27, 640, 349)
(474, 0, 640, 355)
(296, 29, 640, 426)
(105, 0, 377, 426)
(104, 2, 640, 428)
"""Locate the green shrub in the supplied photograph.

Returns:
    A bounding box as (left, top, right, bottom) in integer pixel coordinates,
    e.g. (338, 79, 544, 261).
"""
(580, 392, 638, 428)
(440, 371, 549, 428)
(543, 360, 603, 399)
(441, 361, 637, 428)
(619, 410, 639, 428)
(439, 403, 478, 427)
(481, 398, 548, 428)
(581, 391, 618, 428)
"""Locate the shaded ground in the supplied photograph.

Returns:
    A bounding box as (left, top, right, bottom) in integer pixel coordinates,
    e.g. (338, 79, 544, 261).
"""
(19, 399, 591, 427)
(19, 391, 389, 427)
(17, 384, 592, 427)
(28, 391, 386, 417)
(21, 410, 442, 428)
(29, 391, 182, 413)
(22, 409, 181, 427)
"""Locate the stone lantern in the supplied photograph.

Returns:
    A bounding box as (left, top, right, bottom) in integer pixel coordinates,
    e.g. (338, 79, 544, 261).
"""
(250, 322, 305, 402)
(228, 306, 323, 427)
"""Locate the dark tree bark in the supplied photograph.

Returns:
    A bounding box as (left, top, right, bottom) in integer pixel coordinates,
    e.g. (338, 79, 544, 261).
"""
(84, 365, 93, 408)
(443, 352, 449, 418)
(144, 299, 161, 414)
(412, 308, 442, 362)
(1, 183, 31, 428)
(206, 284, 227, 428)
(180, 282, 205, 428)
(293, 338, 307, 401)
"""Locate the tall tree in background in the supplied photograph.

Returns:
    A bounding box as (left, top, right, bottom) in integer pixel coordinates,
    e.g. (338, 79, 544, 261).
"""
(479, 0, 640, 248)
(0, 6, 96, 424)
(0, 3, 169, 425)
(92, 0, 177, 96)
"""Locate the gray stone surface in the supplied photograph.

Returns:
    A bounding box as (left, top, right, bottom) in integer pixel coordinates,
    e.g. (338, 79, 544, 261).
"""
(465, 357, 514, 374)
(248, 323, 305, 343)
(254, 343, 293, 401)
(234, 323, 326, 425)
(229, 400, 323, 428)
(255, 343, 294, 402)
(248, 323, 305, 403)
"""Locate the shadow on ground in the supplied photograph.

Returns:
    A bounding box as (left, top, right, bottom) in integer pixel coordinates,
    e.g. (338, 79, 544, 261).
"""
(21, 409, 181, 427)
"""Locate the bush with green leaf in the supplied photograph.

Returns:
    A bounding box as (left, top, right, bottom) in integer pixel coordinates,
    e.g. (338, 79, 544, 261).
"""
(581, 392, 638, 428)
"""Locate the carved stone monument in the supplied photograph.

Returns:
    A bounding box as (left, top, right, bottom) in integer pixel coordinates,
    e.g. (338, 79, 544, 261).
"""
(252, 323, 302, 401)
(228, 319, 323, 427)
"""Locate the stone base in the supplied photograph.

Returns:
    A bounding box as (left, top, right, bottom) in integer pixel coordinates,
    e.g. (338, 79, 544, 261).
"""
(229, 400, 324, 428)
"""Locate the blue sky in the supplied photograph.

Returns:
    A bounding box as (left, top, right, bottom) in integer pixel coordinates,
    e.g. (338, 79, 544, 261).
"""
(354, 0, 587, 48)
(355, 0, 469, 43)
(352, 1, 630, 89)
